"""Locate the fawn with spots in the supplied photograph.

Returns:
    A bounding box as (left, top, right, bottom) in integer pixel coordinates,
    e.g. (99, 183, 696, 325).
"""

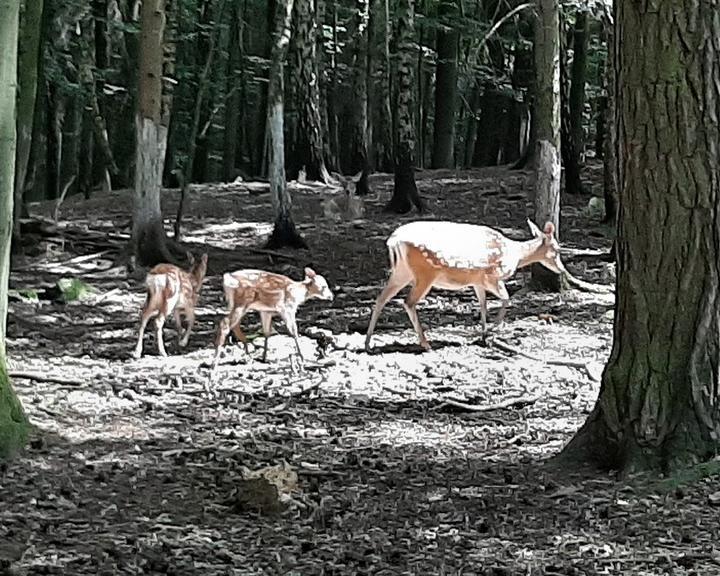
(133, 252, 208, 359)
(213, 267, 334, 368)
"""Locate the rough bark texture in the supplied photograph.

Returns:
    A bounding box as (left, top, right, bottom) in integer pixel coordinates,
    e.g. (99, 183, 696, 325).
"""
(531, 0, 561, 291)
(349, 0, 370, 195)
(132, 0, 174, 266)
(0, 0, 30, 458)
(431, 0, 458, 169)
(266, 0, 306, 249)
(563, 0, 720, 474)
(385, 0, 424, 214)
(290, 0, 329, 183)
(13, 0, 45, 242)
(222, 0, 243, 182)
(602, 5, 618, 224)
(372, 0, 394, 172)
(562, 10, 588, 195)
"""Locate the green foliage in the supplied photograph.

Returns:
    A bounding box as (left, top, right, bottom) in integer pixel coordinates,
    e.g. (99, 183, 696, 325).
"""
(56, 278, 96, 302)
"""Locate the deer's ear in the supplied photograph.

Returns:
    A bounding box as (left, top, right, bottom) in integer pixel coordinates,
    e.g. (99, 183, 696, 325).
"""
(543, 222, 556, 236)
(201, 253, 208, 264)
(186, 251, 195, 265)
(527, 219, 543, 238)
(304, 267, 316, 278)
(351, 170, 363, 183)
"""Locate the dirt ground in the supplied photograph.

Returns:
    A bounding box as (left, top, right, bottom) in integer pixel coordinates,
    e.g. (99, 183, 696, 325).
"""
(2, 165, 719, 575)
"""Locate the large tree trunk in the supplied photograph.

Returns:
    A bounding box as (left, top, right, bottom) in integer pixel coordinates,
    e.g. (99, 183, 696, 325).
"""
(290, 0, 329, 183)
(13, 0, 45, 243)
(385, 0, 424, 214)
(222, 0, 244, 182)
(132, 0, 174, 266)
(531, 0, 561, 290)
(349, 0, 371, 195)
(431, 0, 458, 169)
(563, 0, 720, 474)
(266, 0, 306, 249)
(602, 8, 618, 226)
(0, 0, 30, 457)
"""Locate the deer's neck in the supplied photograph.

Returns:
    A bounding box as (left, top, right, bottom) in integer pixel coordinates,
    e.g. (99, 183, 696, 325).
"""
(516, 236, 544, 269)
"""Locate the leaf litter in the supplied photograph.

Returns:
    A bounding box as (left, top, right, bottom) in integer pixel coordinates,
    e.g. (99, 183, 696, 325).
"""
(2, 164, 719, 575)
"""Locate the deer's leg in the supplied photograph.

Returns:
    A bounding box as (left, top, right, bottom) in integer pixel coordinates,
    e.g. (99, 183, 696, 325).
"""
(155, 314, 168, 357)
(173, 309, 185, 345)
(179, 308, 194, 347)
(280, 311, 304, 372)
(473, 286, 488, 336)
(259, 312, 274, 362)
(365, 269, 413, 351)
(231, 325, 249, 353)
(213, 307, 246, 367)
(403, 281, 434, 350)
(132, 297, 155, 359)
(492, 281, 510, 329)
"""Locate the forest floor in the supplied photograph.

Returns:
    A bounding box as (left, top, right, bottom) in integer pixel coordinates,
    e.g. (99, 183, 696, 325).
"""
(3, 164, 720, 575)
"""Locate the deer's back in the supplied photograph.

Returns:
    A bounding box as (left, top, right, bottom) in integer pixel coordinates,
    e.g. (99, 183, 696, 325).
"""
(223, 269, 293, 312)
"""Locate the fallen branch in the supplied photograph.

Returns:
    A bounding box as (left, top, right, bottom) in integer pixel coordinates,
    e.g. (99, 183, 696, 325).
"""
(53, 175, 78, 223)
(9, 371, 83, 387)
(491, 338, 598, 381)
(439, 395, 541, 412)
(562, 270, 614, 294)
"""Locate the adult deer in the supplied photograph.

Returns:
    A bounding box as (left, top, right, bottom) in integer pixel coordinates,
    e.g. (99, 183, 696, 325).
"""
(364, 220, 565, 351)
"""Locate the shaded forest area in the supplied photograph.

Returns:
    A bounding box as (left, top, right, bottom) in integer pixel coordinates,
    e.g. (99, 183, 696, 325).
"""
(4, 0, 720, 573)
(16, 0, 607, 207)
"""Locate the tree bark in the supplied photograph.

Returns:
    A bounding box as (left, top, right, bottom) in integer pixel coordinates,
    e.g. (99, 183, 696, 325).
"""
(602, 5, 618, 225)
(562, 10, 588, 195)
(0, 0, 30, 457)
(372, 0, 394, 172)
(132, 0, 174, 266)
(563, 0, 720, 474)
(431, 0, 458, 169)
(385, 0, 424, 214)
(13, 0, 45, 243)
(266, 0, 306, 249)
(349, 0, 371, 194)
(290, 0, 329, 183)
(222, 0, 244, 182)
(531, 0, 561, 291)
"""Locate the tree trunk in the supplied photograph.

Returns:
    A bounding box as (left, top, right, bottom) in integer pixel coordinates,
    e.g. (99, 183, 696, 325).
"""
(431, 0, 458, 169)
(132, 0, 174, 266)
(563, 0, 720, 474)
(254, 0, 273, 177)
(175, 0, 226, 241)
(222, 0, 244, 182)
(266, 0, 306, 249)
(385, 0, 424, 214)
(349, 0, 371, 194)
(0, 0, 30, 457)
(563, 10, 589, 195)
(602, 7, 618, 225)
(13, 0, 45, 243)
(531, 0, 561, 291)
(372, 0, 394, 172)
(290, 0, 329, 183)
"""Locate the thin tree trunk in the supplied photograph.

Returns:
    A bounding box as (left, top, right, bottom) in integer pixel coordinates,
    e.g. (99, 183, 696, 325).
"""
(562, 0, 720, 474)
(531, 0, 562, 290)
(373, 0, 393, 172)
(222, 0, 244, 181)
(132, 0, 175, 266)
(13, 0, 45, 243)
(563, 10, 589, 195)
(175, 0, 226, 241)
(431, 0, 458, 169)
(0, 0, 30, 457)
(266, 0, 306, 249)
(350, 0, 370, 194)
(602, 9, 617, 225)
(385, 0, 424, 214)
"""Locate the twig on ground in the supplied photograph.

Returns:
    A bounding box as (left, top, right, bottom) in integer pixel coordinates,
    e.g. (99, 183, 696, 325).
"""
(562, 270, 614, 294)
(53, 175, 78, 223)
(491, 338, 598, 381)
(9, 371, 83, 387)
(439, 395, 541, 412)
